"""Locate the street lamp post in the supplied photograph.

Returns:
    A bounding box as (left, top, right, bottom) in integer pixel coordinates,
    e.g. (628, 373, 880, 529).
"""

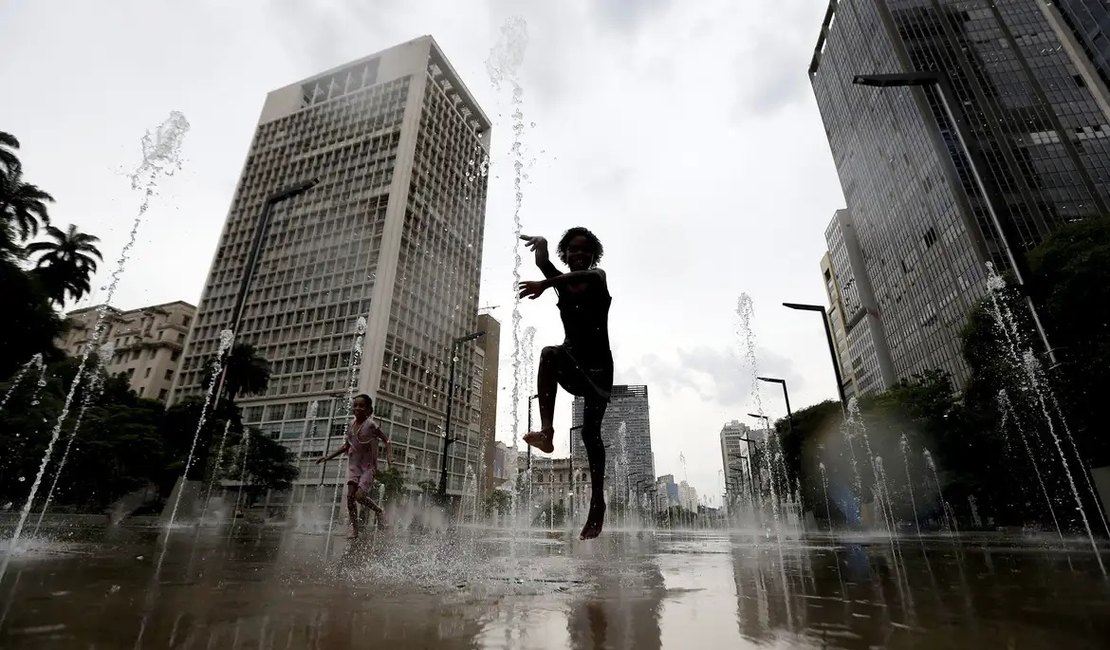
(526, 394, 539, 471)
(852, 71, 1056, 365)
(782, 302, 847, 411)
(569, 424, 583, 521)
(438, 330, 486, 499)
(757, 376, 793, 433)
(213, 178, 320, 407)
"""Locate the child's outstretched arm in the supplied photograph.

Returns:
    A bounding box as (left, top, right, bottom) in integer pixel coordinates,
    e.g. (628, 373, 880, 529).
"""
(518, 268, 605, 299)
(520, 234, 561, 279)
(315, 442, 350, 464)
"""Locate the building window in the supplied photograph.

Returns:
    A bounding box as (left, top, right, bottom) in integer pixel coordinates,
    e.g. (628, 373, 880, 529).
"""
(183, 316, 192, 327)
(171, 350, 180, 362)
(165, 369, 174, 380)
(159, 389, 168, 400)
(144, 367, 152, 378)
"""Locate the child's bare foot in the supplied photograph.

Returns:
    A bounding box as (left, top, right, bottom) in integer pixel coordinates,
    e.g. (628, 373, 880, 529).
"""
(523, 429, 555, 454)
(579, 500, 606, 540)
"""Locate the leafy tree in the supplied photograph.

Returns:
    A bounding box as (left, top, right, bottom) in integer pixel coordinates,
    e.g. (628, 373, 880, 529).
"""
(0, 259, 65, 379)
(26, 224, 103, 306)
(202, 343, 272, 406)
(230, 428, 298, 507)
(0, 160, 53, 257)
(482, 489, 511, 516)
(0, 131, 20, 174)
(1027, 217, 1110, 467)
(376, 466, 406, 501)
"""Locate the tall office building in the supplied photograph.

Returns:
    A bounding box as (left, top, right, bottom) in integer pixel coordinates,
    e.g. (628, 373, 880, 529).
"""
(719, 420, 753, 506)
(59, 301, 195, 402)
(476, 312, 500, 496)
(820, 252, 858, 400)
(821, 209, 896, 398)
(571, 385, 653, 504)
(810, 0, 1110, 386)
(170, 36, 492, 502)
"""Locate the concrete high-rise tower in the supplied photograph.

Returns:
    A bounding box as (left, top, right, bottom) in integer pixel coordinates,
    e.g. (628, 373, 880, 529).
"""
(171, 36, 492, 504)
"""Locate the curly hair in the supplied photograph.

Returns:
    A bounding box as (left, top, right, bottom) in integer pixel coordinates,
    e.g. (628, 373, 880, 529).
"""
(557, 227, 604, 266)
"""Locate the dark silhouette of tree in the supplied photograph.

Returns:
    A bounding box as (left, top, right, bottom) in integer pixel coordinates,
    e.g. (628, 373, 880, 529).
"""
(202, 343, 271, 406)
(26, 224, 103, 305)
(0, 144, 53, 256)
(233, 428, 297, 506)
(0, 259, 64, 378)
(0, 131, 21, 176)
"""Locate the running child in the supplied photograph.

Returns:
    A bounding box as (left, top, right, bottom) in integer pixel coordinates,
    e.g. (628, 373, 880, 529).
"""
(316, 393, 392, 539)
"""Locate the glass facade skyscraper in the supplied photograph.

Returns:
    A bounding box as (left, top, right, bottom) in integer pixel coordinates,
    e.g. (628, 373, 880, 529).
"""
(571, 385, 654, 505)
(171, 37, 491, 502)
(810, 0, 1110, 386)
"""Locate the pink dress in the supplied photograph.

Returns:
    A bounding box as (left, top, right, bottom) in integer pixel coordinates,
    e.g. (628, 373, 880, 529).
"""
(346, 417, 388, 491)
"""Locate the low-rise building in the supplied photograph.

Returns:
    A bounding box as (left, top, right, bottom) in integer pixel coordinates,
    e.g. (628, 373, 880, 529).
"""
(58, 301, 196, 402)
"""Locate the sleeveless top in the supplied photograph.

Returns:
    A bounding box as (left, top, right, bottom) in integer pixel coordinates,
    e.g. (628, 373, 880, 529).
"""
(557, 275, 612, 364)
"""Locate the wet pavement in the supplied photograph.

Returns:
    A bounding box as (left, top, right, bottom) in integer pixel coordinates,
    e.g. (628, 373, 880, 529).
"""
(1, 520, 1108, 649)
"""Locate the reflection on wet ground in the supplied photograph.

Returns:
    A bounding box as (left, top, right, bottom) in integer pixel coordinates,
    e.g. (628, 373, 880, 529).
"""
(0, 520, 1107, 649)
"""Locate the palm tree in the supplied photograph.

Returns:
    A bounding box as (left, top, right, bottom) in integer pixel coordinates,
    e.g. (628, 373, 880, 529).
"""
(0, 132, 52, 255)
(0, 131, 20, 175)
(25, 224, 103, 306)
(202, 343, 272, 405)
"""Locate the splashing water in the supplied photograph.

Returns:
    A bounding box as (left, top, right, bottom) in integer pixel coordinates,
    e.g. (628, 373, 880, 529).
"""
(998, 388, 1063, 541)
(922, 450, 951, 534)
(34, 344, 114, 534)
(166, 328, 233, 529)
(984, 263, 1106, 573)
(487, 16, 529, 459)
(1, 113, 188, 580)
(819, 462, 833, 532)
(899, 434, 921, 536)
(735, 293, 792, 626)
(0, 354, 44, 412)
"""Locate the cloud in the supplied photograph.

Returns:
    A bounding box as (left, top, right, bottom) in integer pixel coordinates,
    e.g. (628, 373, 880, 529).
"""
(592, 0, 673, 31)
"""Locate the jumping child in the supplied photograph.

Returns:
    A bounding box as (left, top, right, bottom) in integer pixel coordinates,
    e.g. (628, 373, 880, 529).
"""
(518, 227, 612, 540)
(316, 393, 392, 539)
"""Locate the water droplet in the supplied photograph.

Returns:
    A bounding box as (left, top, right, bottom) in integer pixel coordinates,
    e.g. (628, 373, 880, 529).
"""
(18, 477, 26, 482)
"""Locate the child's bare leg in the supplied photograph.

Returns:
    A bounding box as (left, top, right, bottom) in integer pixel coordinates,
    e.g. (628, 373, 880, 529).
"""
(345, 483, 361, 538)
(579, 397, 608, 540)
(524, 346, 558, 454)
(355, 487, 387, 527)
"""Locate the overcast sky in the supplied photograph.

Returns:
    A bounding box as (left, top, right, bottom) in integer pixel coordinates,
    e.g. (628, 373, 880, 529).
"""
(1, 0, 846, 503)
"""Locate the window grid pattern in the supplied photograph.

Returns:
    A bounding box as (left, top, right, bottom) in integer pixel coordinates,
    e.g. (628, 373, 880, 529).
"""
(375, 58, 489, 492)
(177, 74, 411, 400)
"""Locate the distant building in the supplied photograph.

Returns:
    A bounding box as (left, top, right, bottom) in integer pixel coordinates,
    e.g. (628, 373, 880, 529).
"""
(655, 474, 679, 512)
(821, 209, 895, 398)
(677, 481, 698, 513)
(571, 385, 653, 505)
(58, 301, 195, 402)
(492, 440, 512, 490)
(477, 313, 500, 496)
(719, 420, 754, 508)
